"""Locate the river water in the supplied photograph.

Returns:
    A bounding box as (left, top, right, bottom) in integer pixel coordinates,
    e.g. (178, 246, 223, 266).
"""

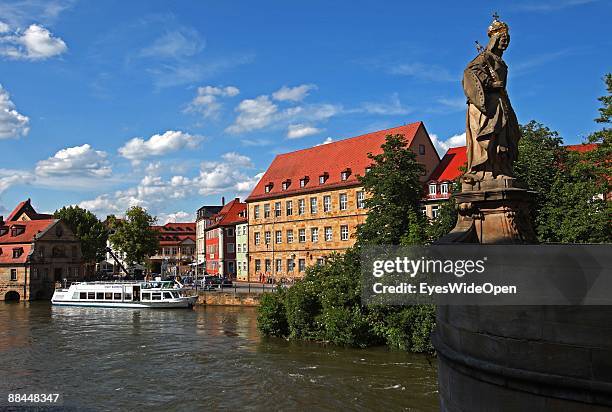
(0, 302, 438, 411)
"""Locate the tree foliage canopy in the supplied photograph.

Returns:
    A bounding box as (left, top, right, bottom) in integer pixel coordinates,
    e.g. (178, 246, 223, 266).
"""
(108, 206, 159, 266)
(54, 205, 108, 262)
(357, 133, 427, 246)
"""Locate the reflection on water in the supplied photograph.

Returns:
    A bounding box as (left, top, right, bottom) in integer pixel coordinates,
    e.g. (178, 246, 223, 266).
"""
(0, 302, 438, 411)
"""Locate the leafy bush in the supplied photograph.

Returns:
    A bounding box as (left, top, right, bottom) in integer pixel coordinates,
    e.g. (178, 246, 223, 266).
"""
(257, 288, 288, 337)
(256, 248, 436, 353)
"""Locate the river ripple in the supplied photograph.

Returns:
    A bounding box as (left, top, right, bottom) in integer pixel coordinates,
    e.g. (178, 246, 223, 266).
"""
(0, 302, 438, 411)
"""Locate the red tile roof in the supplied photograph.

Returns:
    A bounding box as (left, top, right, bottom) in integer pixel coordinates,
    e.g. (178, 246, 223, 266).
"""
(246, 122, 424, 201)
(0, 244, 32, 264)
(428, 146, 467, 182)
(6, 199, 53, 221)
(565, 143, 598, 153)
(427, 143, 600, 185)
(0, 219, 57, 244)
(206, 198, 247, 229)
(152, 222, 196, 246)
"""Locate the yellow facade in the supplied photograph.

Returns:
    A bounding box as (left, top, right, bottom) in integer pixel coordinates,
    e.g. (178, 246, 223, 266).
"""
(247, 185, 367, 281)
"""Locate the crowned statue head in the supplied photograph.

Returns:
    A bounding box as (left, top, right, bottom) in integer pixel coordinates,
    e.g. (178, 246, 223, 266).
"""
(486, 13, 510, 53)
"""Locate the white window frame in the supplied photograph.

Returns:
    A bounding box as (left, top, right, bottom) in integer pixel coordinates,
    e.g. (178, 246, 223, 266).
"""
(287, 230, 294, 243)
(323, 195, 331, 212)
(298, 199, 305, 215)
(429, 184, 437, 195)
(276, 230, 282, 244)
(311, 227, 319, 242)
(357, 191, 365, 209)
(339, 193, 348, 210)
(324, 226, 333, 241)
(310, 197, 318, 214)
(286, 200, 293, 216)
(340, 225, 349, 241)
(254, 232, 261, 245)
(298, 229, 306, 243)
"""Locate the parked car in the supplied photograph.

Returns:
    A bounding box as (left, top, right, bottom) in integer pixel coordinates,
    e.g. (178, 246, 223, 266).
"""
(198, 275, 222, 290)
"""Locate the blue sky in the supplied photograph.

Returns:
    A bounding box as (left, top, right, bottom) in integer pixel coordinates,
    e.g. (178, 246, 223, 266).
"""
(0, 0, 610, 222)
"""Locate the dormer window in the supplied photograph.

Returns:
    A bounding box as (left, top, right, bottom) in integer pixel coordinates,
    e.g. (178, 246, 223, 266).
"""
(319, 173, 328, 184)
(264, 182, 274, 193)
(300, 176, 309, 187)
(341, 169, 351, 181)
(11, 225, 25, 237)
(282, 179, 291, 191)
(440, 183, 449, 195)
(0, 226, 8, 236)
(429, 183, 437, 195)
(13, 247, 23, 258)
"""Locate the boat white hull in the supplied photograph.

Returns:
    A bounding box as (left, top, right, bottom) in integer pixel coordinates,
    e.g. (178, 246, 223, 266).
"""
(51, 297, 197, 309)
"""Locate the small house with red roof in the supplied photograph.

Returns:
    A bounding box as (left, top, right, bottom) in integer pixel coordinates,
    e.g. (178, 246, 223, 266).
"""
(204, 198, 247, 277)
(149, 222, 196, 276)
(245, 122, 439, 282)
(1, 200, 83, 301)
(423, 146, 467, 219)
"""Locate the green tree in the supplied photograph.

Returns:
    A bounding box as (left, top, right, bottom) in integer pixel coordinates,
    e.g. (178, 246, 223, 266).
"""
(109, 206, 159, 267)
(357, 134, 427, 245)
(537, 74, 612, 243)
(514, 121, 565, 226)
(54, 205, 108, 263)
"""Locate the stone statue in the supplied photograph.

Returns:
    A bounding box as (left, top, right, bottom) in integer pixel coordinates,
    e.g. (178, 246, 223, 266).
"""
(462, 14, 520, 182)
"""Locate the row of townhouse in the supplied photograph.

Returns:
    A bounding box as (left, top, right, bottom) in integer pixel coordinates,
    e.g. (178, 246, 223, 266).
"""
(192, 120, 604, 283)
(195, 121, 450, 282)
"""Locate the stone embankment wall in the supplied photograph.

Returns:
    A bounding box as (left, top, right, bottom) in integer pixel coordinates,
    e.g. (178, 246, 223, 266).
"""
(196, 291, 262, 306)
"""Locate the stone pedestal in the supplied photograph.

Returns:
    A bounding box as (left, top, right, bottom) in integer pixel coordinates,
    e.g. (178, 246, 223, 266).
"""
(441, 177, 537, 244)
(434, 176, 612, 411)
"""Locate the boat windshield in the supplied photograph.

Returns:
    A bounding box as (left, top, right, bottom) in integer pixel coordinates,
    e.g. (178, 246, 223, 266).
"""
(140, 281, 174, 289)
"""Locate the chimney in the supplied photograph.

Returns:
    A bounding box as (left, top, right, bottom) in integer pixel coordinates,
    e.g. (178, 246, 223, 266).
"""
(221, 196, 225, 205)
(235, 197, 240, 202)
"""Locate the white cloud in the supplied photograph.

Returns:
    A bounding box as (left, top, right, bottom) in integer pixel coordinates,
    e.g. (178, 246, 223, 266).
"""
(225, 95, 278, 134)
(158, 211, 194, 224)
(221, 152, 253, 168)
(361, 93, 411, 115)
(0, 168, 32, 195)
(316, 137, 334, 146)
(185, 85, 239, 118)
(0, 1, 75, 27)
(35, 144, 111, 177)
(0, 84, 29, 139)
(430, 132, 466, 156)
(272, 84, 316, 102)
(79, 152, 260, 217)
(388, 62, 455, 82)
(139, 28, 204, 59)
(0, 24, 67, 60)
(235, 172, 264, 193)
(287, 124, 322, 139)
(226, 84, 340, 135)
(118, 130, 202, 164)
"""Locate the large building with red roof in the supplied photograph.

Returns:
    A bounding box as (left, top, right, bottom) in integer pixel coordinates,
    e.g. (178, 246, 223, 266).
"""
(204, 198, 247, 277)
(245, 122, 440, 282)
(149, 222, 196, 276)
(0, 199, 83, 301)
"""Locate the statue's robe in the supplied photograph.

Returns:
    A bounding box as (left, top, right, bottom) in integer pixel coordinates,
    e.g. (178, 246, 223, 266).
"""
(462, 50, 520, 177)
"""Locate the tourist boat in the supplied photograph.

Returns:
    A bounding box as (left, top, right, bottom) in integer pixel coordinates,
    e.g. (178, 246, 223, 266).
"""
(51, 279, 198, 308)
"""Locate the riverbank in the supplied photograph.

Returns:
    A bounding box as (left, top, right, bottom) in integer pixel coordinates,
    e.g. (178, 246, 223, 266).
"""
(195, 290, 263, 306)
